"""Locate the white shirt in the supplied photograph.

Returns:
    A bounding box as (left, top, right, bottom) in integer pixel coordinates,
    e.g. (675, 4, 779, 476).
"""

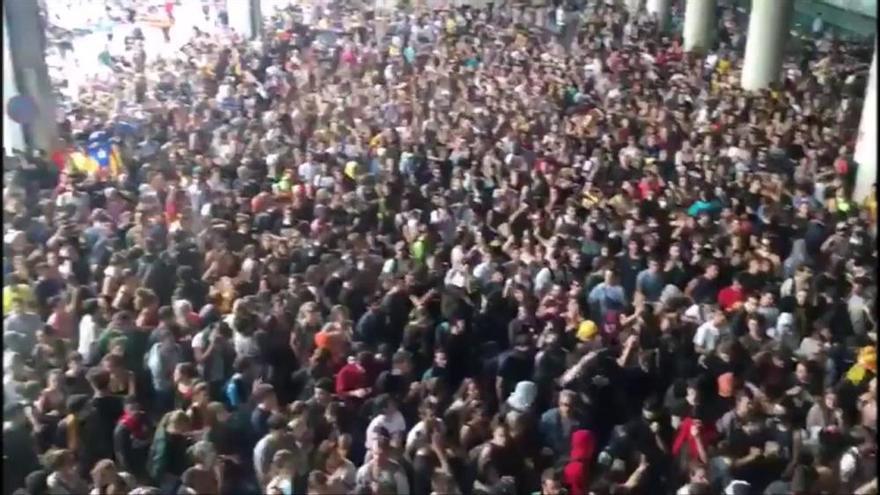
(226, 315, 259, 358)
(365, 411, 407, 450)
(693, 321, 726, 353)
(298, 161, 317, 182)
(77, 314, 101, 360)
(405, 420, 429, 452)
(840, 446, 860, 484)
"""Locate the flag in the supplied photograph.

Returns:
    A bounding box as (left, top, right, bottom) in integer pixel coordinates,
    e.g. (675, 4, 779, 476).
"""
(69, 150, 97, 175)
(85, 138, 123, 178)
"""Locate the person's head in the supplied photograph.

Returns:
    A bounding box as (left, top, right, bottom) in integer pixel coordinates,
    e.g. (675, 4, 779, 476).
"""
(204, 401, 230, 427)
(314, 378, 334, 406)
(712, 309, 727, 327)
(558, 390, 577, 418)
(267, 412, 288, 435)
(735, 390, 754, 418)
(392, 349, 413, 374)
(87, 367, 112, 393)
(647, 257, 661, 273)
(491, 421, 510, 448)
(254, 383, 278, 410)
(372, 429, 393, 461)
(705, 263, 719, 279)
(307, 470, 330, 494)
(686, 379, 701, 406)
(44, 448, 77, 475)
(166, 410, 192, 434)
(90, 459, 118, 487)
(271, 449, 296, 476)
(823, 390, 837, 410)
(540, 468, 565, 495)
(513, 333, 532, 354)
(688, 464, 708, 485)
(746, 314, 763, 335)
(66, 352, 84, 374)
(432, 349, 448, 368)
(123, 396, 143, 416)
(233, 356, 256, 379)
(174, 363, 198, 384)
(46, 369, 63, 390)
(375, 394, 398, 417)
(604, 268, 619, 285)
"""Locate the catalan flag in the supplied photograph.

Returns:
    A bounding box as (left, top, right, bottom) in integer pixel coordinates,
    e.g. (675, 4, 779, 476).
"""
(86, 137, 123, 178)
(68, 137, 123, 178)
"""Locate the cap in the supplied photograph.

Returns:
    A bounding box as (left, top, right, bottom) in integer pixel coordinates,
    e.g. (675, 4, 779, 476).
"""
(577, 320, 599, 341)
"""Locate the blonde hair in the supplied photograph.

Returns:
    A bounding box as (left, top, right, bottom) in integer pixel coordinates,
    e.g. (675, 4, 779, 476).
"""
(270, 449, 296, 480)
(166, 410, 191, 434)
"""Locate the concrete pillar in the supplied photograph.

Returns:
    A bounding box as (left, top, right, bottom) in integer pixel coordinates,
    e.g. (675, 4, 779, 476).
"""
(625, 0, 641, 15)
(3, 8, 25, 154)
(854, 47, 877, 203)
(741, 0, 793, 91)
(646, 0, 671, 31)
(227, 0, 262, 40)
(683, 0, 715, 53)
(3, 0, 58, 154)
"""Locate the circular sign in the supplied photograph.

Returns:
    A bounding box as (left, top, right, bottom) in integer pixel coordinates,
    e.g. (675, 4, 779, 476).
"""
(6, 95, 38, 125)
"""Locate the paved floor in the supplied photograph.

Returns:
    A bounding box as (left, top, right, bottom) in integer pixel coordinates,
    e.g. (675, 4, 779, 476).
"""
(47, 0, 224, 101)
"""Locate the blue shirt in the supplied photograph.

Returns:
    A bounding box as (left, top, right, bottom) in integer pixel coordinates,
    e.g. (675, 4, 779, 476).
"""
(587, 283, 626, 320)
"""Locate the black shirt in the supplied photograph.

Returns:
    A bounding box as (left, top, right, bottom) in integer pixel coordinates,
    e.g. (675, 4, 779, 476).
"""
(497, 350, 535, 398)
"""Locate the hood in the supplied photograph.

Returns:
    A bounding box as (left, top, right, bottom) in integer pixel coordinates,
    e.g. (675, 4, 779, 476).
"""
(506, 381, 537, 411)
(776, 313, 795, 332)
(569, 429, 596, 461)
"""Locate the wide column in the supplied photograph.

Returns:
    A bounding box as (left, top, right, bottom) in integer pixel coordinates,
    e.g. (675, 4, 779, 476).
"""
(683, 0, 716, 52)
(3, 7, 25, 154)
(741, 0, 793, 90)
(853, 47, 877, 202)
(227, 0, 262, 40)
(646, 0, 671, 31)
(625, 0, 642, 15)
(3, 0, 58, 154)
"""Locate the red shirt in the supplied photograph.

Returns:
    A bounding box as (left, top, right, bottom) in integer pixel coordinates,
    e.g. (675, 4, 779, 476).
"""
(335, 362, 367, 396)
(717, 285, 744, 312)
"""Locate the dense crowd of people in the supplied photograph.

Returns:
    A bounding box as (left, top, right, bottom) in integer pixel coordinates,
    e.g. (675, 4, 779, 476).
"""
(3, 0, 878, 494)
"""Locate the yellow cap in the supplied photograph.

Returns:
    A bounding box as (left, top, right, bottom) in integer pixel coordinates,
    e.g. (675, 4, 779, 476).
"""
(577, 320, 598, 341)
(344, 161, 358, 180)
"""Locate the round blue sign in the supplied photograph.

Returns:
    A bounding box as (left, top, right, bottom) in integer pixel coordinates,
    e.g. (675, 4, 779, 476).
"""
(6, 95, 38, 124)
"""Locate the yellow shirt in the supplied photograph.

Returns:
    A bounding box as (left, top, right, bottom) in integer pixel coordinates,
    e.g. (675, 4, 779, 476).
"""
(864, 192, 877, 222)
(3, 284, 35, 314)
(445, 18, 456, 34)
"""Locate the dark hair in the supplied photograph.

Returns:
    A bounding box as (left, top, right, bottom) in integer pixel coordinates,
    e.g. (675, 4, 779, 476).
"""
(158, 306, 175, 320)
(267, 413, 288, 431)
(233, 356, 253, 373)
(176, 363, 198, 380)
(374, 394, 394, 413)
(82, 298, 100, 315)
(86, 368, 111, 391)
(124, 396, 143, 409)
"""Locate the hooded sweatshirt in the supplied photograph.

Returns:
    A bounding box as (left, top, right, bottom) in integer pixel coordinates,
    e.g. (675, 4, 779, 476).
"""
(564, 429, 596, 495)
